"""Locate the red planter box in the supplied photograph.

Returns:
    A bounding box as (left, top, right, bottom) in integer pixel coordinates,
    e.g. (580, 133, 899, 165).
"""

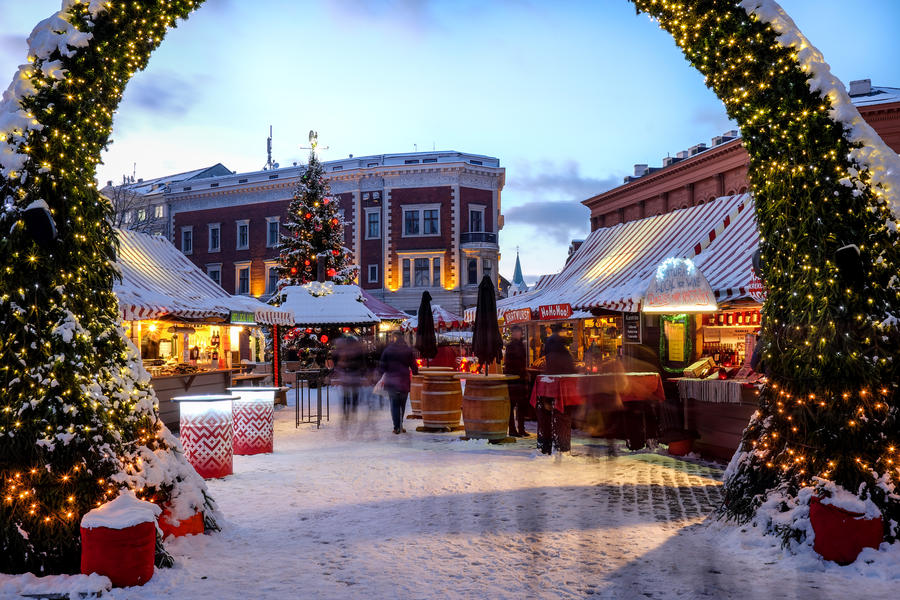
(81, 521, 156, 587)
(667, 439, 693, 456)
(809, 496, 883, 565)
(159, 508, 205, 538)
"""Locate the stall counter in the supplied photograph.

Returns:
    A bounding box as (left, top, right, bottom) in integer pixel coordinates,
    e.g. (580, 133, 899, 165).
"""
(151, 369, 233, 430)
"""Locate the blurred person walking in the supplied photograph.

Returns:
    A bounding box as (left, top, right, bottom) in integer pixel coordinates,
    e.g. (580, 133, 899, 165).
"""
(379, 331, 418, 434)
(333, 334, 366, 419)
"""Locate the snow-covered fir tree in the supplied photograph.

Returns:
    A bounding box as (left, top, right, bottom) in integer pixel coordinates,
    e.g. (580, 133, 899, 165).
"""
(277, 150, 357, 287)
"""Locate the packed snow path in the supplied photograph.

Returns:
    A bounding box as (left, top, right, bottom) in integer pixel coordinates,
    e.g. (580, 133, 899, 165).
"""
(9, 389, 896, 599)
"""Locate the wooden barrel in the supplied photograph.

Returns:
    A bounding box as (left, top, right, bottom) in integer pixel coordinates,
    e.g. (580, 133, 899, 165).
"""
(410, 367, 454, 416)
(421, 372, 463, 429)
(461, 375, 515, 440)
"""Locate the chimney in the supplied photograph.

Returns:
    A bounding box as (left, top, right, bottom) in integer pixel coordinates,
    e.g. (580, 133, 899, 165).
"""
(689, 143, 708, 156)
(106, 180, 113, 187)
(676, 150, 689, 160)
(633, 164, 649, 177)
(848, 79, 872, 96)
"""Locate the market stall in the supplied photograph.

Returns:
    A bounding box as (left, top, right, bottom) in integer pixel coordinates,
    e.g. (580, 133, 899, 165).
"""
(401, 304, 468, 368)
(114, 229, 293, 428)
(493, 194, 765, 457)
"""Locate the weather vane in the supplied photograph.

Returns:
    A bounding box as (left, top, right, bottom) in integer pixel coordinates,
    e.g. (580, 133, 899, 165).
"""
(300, 130, 329, 157)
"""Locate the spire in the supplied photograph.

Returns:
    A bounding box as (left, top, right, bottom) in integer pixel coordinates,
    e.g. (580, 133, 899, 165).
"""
(511, 248, 528, 294)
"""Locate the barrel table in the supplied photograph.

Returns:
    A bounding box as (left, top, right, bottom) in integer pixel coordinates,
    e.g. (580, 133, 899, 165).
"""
(409, 367, 455, 419)
(419, 370, 463, 430)
(173, 394, 237, 479)
(227, 386, 277, 455)
(458, 374, 517, 441)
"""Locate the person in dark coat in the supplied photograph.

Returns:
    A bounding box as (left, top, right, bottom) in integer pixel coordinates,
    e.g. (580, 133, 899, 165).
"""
(333, 334, 366, 418)
(379, 331, 418, 434)
(503, 326, 529, 437)
(542, 323, 576, 375)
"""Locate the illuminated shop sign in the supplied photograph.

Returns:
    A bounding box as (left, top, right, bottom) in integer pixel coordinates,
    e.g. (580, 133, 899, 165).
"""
(643, 258, 717, 313)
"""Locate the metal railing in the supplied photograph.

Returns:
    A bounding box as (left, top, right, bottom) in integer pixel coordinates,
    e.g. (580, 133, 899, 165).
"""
(460, 231, 497, 244)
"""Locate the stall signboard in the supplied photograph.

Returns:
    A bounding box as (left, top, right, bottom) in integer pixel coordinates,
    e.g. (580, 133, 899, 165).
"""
(229, 311, 257, 326)
(643, 258, 717, 313)
(503, 308, 533, 325)
(538, 303, 573, 320)
(623, 312, 641, 343)
(748, 268, 767, 302)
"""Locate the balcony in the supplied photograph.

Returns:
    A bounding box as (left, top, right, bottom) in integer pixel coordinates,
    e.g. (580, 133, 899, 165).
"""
(460, 231, 498, 245)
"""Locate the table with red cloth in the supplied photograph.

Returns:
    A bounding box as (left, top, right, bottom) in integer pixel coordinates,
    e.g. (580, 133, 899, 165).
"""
(530, 372, 665, 452)
(529, 372, 665, 413)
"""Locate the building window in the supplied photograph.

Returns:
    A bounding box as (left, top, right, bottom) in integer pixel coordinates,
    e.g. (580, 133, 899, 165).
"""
(266, 265, 279, 294)
(404, 210, 419, 236)
(402, 259, 411, 287)
(366, 209, 380, 239)
(236, 220, 249, 250)
(402, 204, 440, 237)
(423, 209, 439, 235)
(207, 264, 221, 287)
(414, 258, 430, 287)
(266, 217, 279, 248)
(467, 258, 478, 285)
(236, 264, 251, 295)
(469, 206, 484, 233)
(181, 227, 193, 255)
(368, 264, 378, 283)
(482, 259, 492, 282)
(432, 258, 441, 287)
(208, 223, 220, 252)
(155, 204, 165, 219)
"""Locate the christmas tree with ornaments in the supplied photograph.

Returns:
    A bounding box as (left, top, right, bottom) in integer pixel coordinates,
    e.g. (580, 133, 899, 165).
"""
(276, 144, 357, 288)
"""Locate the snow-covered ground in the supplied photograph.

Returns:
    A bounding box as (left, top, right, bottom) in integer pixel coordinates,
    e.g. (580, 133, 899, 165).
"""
(3, 387, 899, 599)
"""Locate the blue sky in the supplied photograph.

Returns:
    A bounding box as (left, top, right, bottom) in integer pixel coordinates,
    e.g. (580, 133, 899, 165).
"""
(1, 0, 898, 281)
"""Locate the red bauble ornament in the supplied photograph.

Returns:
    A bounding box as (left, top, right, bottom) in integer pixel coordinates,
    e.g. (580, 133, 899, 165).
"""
(290, 267, 297, 274)
(320, 335, 329, 344)
(305, 213, 312, 219)
(332, 249, 339, 256)
(305, 328, 312, 334)
(327, 268, 336, 278)
(304, 260, 311, 266)
(323, 198, 330, 205)
(315, 224, 322, 231)
(331, 218, 339, 226)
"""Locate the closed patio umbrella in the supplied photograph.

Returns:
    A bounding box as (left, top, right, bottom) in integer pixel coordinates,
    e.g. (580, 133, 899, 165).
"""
(415, 290, 438, 362)
(472, 274, 502, 374)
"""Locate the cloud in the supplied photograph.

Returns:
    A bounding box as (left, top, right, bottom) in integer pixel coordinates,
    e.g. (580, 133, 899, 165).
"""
(507, 159, 620, 201)
(126, 71, 205, 116)
(504, 200, 589, 244)
(690, 105, 738, 132)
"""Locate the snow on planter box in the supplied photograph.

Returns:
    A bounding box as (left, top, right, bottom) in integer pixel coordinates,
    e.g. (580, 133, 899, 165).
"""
(808, 482, 884, 565)
(80, 491, 161, 588)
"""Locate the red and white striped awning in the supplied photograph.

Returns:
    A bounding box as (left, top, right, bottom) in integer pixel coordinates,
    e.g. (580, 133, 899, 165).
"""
(114, 229, 294, 326)
(497, 194, 758, 315)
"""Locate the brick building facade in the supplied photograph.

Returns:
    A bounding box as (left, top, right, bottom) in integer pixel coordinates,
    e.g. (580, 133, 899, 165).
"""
(144, 151, 504, 315)
(584, 81, 900, 229)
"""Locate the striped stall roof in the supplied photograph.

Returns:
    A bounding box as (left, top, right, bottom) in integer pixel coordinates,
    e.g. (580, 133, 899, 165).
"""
(497, 194, 757, 315)
(114, 229, 293, 325)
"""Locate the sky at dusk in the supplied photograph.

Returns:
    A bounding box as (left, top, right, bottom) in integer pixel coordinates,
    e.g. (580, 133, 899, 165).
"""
(1, 0, 898, 281)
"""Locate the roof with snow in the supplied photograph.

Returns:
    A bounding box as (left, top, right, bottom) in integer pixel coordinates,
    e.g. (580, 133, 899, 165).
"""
(360, 289, 409, 321)
(280, 283, 380, 326)
(497, 194, 758, 315)
(112, 163, 232, 196)
(114, 229, 293, 325)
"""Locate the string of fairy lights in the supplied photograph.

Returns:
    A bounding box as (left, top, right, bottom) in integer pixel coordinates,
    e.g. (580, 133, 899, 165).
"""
(1, 0, 898, 573)
(631, 0, 900, 539)
(1, 0, 212, 573)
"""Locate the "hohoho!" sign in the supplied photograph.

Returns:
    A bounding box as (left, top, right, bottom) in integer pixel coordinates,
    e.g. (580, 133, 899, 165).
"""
(538, 303, 573, 320)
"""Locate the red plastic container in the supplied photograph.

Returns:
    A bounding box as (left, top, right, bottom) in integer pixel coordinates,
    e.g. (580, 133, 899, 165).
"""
(667, 439, 693, 456)
(158, 507, 205, 538)
(81, 521, 156, 587)
(809, 495, 883, 564)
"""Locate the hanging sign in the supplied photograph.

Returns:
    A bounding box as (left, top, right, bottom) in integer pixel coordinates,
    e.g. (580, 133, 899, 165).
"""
(748, 267, 767, 302)
(503, 308, 532, 325)
(643, 258, 717, 313)
(538, 303, 573, 320)
(229, 311, 257, 325)
(623, 312, 641, 343)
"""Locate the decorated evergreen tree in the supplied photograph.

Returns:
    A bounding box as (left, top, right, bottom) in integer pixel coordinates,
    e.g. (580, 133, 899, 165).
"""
(630, 0, 900, 543)
(0, 1, 217, 574)
(277, 142, 358, 288)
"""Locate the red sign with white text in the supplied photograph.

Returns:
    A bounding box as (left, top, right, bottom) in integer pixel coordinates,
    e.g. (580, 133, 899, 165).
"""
(503, 308, 533, 324)
(538, 304, 573, 320)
